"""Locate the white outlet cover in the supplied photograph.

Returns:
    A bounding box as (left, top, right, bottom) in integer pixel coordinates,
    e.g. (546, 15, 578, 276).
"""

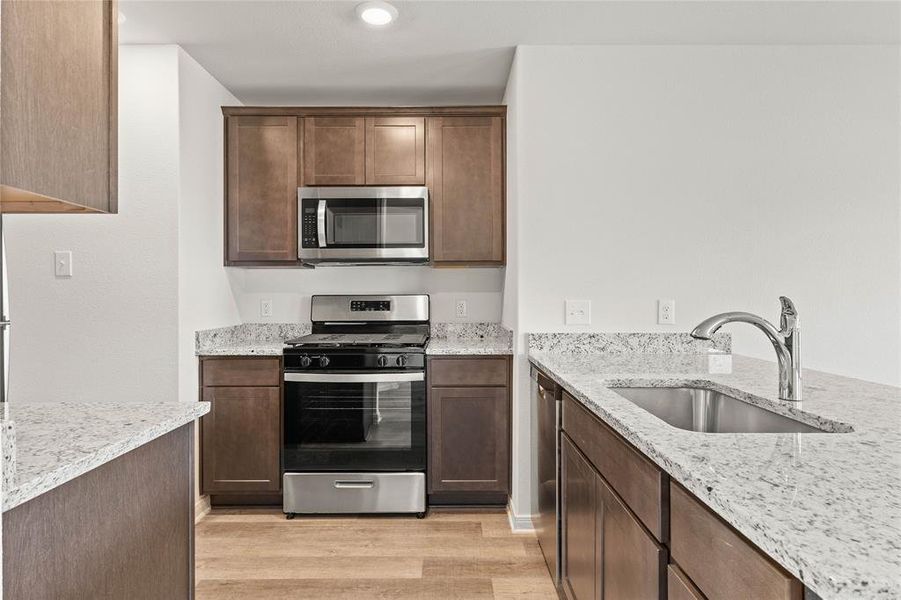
(657, 299, 676, 325)
(565, 299, 591, 325)
(260, 299, 273, 318)
(455, 299, 468, 318)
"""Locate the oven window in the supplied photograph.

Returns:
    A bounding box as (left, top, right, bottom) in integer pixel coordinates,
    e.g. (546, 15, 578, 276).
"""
(286, 381, 416, 450)
(325, 198, 424, 248)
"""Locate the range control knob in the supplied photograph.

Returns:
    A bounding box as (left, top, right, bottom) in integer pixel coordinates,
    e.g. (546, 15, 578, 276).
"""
(377, 355, 390, 368)
(318, 356, 330, 368)
(395, 355, 408, 367)
(299, 356, 312, 368)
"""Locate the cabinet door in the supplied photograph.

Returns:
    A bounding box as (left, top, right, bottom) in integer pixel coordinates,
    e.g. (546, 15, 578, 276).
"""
(428, 386, 509, 493)
(226, 116, 299, 263)
(303, 117, 365, 185)
(365, 117, 425, 184)
(426, 116, 505, 265)
(561, 436, 598, 600)
(598, 476, 665, 600)
(1, 0, 117, 213)
(202, 386, 281, 494)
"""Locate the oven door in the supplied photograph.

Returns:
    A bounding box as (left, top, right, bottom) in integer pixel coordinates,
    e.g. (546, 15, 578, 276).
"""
(298, 186, 429, 263)
(283, 371, 426, 472)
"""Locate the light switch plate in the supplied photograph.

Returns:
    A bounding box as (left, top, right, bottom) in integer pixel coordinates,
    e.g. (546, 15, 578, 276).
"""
(54, 251, 73, 278)
(260, 299, 273, 318)
(658, 299, 676, 324)
(565, 299, 591, 325)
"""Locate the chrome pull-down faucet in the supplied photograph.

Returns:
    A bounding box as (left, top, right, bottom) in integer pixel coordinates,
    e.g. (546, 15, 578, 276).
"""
(691, 296, 802, 402)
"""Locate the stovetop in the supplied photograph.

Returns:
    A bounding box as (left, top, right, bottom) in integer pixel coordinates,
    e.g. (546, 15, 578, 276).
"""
(285, 332, 429, 349)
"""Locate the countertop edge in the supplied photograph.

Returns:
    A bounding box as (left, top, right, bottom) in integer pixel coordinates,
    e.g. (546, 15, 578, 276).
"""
(2, 403, 210, 513)
(527, 351, 899, 600)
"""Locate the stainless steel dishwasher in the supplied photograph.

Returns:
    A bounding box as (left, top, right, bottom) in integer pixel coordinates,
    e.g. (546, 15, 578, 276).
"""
(532, 365, 562, 585)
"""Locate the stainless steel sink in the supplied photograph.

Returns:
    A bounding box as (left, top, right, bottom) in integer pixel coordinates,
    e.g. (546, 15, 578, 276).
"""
(609, 387, 826, 434)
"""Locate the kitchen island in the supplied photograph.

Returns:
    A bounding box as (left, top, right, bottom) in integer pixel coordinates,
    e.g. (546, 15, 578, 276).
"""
(1, 401, 209, 599)
(529, 341, 900, 600)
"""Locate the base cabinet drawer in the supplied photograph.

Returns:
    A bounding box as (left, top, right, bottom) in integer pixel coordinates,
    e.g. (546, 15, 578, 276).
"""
(670, 482, 802, 600)
(668, 564, 706, 600)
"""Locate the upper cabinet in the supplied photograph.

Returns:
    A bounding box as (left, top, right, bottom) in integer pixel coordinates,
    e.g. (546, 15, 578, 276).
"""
(225, 116, 299, 264)
(221, 107, 506, 268)
(303, 117, 366, 185)
(427, 116, 504, 266)
(365, 117, 425, 185)
(1, 0, 118, 213)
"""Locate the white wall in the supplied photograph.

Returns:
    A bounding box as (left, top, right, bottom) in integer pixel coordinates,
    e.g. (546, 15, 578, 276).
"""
(505, 44, 901, 519)
(4, 46, 181, 402)
(176, 49, 242, 408)
(232, 267, 504, 323)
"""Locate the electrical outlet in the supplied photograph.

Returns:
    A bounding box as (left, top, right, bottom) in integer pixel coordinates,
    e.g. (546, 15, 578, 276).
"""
(455, 299, 468, 319)
(565, 299, 591, 325)
(260, 299, 273, 318)
(54, 251, 73, 278)
(657, 299, 676, 324)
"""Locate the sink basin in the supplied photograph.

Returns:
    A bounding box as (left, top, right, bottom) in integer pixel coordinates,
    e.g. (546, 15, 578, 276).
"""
(609, 387, 826, 434)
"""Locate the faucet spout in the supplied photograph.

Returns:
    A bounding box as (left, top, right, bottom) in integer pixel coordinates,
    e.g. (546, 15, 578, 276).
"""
(691, 297, 802, 402)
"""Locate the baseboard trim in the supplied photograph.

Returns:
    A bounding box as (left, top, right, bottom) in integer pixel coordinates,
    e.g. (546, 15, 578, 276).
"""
(194, 494, 211, 523)
(506, 502, 535, 533)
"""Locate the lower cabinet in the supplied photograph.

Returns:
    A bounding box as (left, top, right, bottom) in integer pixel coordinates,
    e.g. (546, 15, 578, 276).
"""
(200, 357, 283, 504)
(557, 374, 805, 600)
(427, 356, 511, 504)
(561, 434, 664, 600)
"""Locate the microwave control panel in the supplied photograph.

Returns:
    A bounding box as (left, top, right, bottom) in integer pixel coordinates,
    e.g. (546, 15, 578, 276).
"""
(301, 202, 318, 248)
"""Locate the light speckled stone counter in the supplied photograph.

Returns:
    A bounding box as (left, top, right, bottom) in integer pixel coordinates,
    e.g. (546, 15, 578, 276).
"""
(195, 322, 311, 356)
(528, 349, 901, 600)
(1, 401, 209, 512)
(426, 322, 513, 355)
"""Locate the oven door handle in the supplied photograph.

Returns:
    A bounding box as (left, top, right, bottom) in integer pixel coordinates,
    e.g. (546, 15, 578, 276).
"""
(284, 372, 425, 383)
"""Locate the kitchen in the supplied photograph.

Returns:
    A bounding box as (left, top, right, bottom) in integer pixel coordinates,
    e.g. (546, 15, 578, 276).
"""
(0, 1, 899, 599)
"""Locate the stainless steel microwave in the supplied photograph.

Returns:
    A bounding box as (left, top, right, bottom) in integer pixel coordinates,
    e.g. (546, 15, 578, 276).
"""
(298, 186, 429, 265)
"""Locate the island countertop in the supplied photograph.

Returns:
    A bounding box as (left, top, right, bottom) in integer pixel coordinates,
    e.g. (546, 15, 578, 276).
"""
(1, 401, 209, 512)
(528, 350, 901, 600)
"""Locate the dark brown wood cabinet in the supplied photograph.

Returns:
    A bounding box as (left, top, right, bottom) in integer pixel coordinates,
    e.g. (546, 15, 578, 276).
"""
(221, 106, 506, 267)
(559, 382, 805, 600)
(365, 116, 425, 184)
(427, 356, 511, 504)
(303, 116, 366, 185)
(200, 357, 282, 502)
(561, 434, 664, 600)
(427, 116, 505, 265)
(1, 0, 118, 213)
(225, 116, 299, 264)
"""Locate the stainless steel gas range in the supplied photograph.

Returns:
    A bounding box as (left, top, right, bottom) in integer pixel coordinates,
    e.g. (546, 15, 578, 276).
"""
(282, 294, 429, 518)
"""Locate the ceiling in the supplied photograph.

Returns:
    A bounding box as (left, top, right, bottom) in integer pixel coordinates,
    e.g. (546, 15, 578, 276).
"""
(119, 1, 900, 105)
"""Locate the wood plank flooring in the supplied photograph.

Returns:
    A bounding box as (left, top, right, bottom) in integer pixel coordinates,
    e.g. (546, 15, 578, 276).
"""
(195, 508, 559, 600)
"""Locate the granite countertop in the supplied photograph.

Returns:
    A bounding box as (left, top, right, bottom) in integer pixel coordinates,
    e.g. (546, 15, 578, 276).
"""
(196, 322, 514, 357)
(1, 401, 209, 512)
(528, 349, 901, 600)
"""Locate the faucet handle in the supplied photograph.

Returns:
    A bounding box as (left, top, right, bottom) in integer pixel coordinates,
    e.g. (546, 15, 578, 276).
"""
(778, 296, 798, 334)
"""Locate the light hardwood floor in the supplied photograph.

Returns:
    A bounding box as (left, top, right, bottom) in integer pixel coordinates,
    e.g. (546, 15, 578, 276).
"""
(195, 508, 560, 600)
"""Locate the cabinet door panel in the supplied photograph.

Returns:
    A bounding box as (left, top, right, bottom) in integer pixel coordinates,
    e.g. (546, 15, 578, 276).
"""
(668, 564, 706, 600)
(202, 386, 281, 494)
(426, 116, 504, 265)
(561, 435, 597, 600)
(428, 386, 509, 493)
(365, 117, 425, 184)
(226, 116, 299, 263)
(303, 117, 365, 185)
(598, 476, 665, 600)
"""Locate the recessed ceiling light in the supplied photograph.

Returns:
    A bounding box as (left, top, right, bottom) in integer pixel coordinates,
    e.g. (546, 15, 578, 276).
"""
(356, 1, 398, 26)
(117, 11, 126, 25)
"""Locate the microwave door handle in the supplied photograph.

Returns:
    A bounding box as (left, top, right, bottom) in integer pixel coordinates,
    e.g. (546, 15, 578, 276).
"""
(317, 199, 326, 248)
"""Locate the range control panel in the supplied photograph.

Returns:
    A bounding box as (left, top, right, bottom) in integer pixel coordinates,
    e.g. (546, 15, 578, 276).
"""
(301, 204, 318, 248)
(351, 300, 391, 312)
